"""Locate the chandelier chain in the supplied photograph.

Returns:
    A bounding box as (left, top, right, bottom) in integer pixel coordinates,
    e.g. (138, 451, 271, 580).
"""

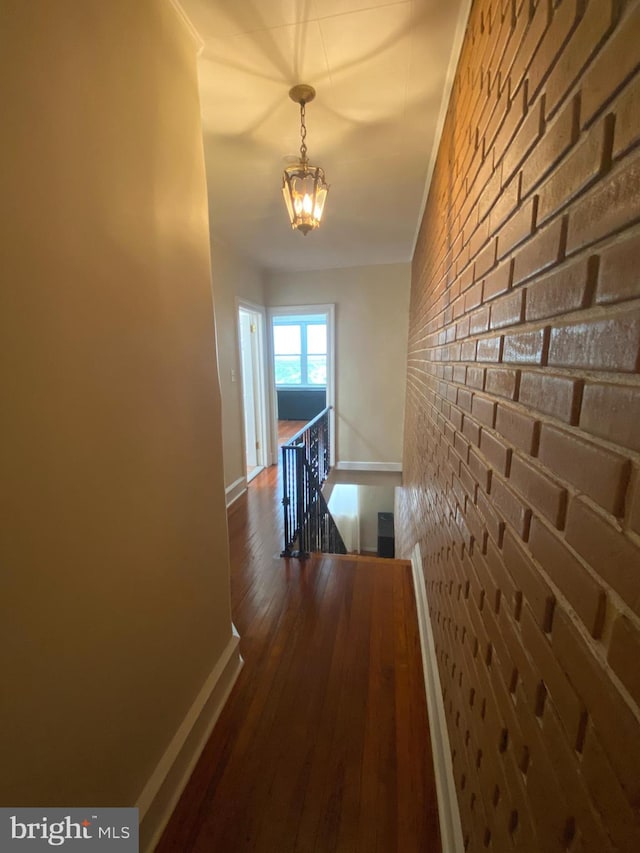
(299, 101, 308, 162)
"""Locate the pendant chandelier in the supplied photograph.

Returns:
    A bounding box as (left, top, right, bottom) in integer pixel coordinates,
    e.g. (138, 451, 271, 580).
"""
(282, 84, 329, 236)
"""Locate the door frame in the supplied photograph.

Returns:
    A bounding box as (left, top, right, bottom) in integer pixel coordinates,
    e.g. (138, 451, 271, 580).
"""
(237, 300, 272, 480)
(267, 303, 336, 467)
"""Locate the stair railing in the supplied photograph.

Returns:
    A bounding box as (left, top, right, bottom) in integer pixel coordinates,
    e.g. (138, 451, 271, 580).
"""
(281, 407, 347, 557)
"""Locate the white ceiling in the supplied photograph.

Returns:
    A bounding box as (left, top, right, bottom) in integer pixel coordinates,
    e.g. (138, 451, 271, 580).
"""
(179, 0, 467, 272)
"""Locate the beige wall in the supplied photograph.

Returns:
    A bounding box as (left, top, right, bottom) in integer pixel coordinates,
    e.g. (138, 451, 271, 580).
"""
(358, 486, 396, 552)
(210, 239, 265, 491)
(1, 0, 233, 809)
(266, 263, 410, 464)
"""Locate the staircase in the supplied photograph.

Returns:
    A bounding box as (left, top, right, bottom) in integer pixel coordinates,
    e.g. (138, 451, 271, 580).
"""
(280, 407, 347, 557)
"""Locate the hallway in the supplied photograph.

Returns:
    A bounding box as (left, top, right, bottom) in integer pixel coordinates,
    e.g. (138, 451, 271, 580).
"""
(157, 464, 440, 852)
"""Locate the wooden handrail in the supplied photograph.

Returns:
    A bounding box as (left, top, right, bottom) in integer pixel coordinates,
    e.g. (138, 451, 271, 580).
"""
(282, 405, 332, 447)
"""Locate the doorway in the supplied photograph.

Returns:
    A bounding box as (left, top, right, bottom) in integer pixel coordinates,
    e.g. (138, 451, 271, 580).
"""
(238, 304, 269, 483)
(268, 304, 335, 466)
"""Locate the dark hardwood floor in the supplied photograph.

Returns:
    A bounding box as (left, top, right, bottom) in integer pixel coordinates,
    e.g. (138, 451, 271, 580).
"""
(157, 457, 440, 852)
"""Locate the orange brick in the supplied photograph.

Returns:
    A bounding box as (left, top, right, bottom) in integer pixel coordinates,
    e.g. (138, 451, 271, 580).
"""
(537, 115, 612, 225)
(522, 94, 580, 197)
(461, 339, 478, 361)
(541, 708, 616, 853)
(567, 147, 640, 253)
(490, 474, 532, 540)
(458, 387, 474, 412)
(469, 448, 493, 492)
(525, 254, 596, 321)
(503, 529, 555, 630)
(481, 427, 513, 478)
(478, 163, 503, 223)
(552, 607, 640, 804)
(477, 335, 503, 362)
(475, 237, 498, 278)
(520, 605, 586, 745)
(512, 0, 552, 92)
(565, 496, 640, 616)
(538, 423, 630, 515)
(464, 366, 484, 391)
(528, 516, 607, 637)
(466, 500, 489, 553)
(463, 414, 482, 447)
(527, 0, 580, 102)
(450, 405, 463, 432)
(494, 82, 528, 165)
(580, 722, 640, 852)
(461, 461, 478, 500)
(498, 0, 530, 84)
(485, 541, 520, 623)
(501, 96, 545, 185)
(483, 259, 513, 301)
(596, 228, 640, 305)
(628, 465, 640, 537)
(509, 453, 568, 528)
(608, 615, 640, 709)
(503, 327, 548, 364)
(489, 173, 520, 233)
(470, 305, 491, 335)
(398, 2, 640, 850)
(497, 198, 538, 260)
(485, 367, 519, 400)
(454, 364, 468, 383)
(612, 71, 640, 158)
(580, 3, 640, 127)
(465, 281, 484, 312)
(519, 371, 582, 423)
(469, 218, 492, 260)
(496, 404, 540, 454)
(454, 430, 471, 464)
(476, 487, 505, 547)
(512, 216, 566, 285)
(555, 308, 640, 372)
(472, 394, 497, 427)
(457, 314, 471, 340)
(544, 0, 617, 118)
(490, 289, 525, 329)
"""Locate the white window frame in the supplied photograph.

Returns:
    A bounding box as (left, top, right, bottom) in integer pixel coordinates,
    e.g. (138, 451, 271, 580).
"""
(272, 315, 328, 389)
(267, 304, 336, 468)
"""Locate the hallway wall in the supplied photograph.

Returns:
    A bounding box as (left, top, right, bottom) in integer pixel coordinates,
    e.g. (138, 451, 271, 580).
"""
(1, 0, 234, 818)
(397, 0, 640, 850)
(266, 263, 411, 466)
(210, 238, 266, 491)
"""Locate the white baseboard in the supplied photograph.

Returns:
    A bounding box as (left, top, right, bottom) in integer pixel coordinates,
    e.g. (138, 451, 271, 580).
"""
(335, 461, 402, 472)
(411, 544, 464, 853)
(225, 476, 247, 507)
(138, 634, 243, 852)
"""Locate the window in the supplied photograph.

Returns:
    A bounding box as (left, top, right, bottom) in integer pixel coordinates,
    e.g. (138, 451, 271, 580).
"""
(273, 315, 327, 387)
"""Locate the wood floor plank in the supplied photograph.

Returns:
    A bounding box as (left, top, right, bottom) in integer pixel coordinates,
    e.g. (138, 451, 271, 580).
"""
(157, 465, 440, 853)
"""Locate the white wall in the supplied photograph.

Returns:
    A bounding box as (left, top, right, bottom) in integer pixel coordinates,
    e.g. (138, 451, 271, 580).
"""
(210, 238, 266, 490)
(265, 263, 410, 465)
(358, 485, 397, 552)
(1, 0, 234, 818)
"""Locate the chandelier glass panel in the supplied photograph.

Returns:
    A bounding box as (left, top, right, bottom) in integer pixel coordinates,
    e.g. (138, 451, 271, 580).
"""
(282, 85, 329, 235)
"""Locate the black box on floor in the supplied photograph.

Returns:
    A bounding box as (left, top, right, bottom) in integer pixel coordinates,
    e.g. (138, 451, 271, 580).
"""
(377, 512, 395, 558)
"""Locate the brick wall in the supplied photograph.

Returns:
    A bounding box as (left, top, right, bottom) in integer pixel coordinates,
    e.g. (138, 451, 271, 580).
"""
(397, 1, 640, 850)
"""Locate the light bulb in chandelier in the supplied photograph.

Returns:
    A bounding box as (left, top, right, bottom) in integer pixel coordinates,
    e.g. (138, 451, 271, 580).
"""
(282, 84, 329, 235)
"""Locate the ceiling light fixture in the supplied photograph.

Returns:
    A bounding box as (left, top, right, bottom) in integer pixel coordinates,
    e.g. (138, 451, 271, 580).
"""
(282, 84, 329, 236)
